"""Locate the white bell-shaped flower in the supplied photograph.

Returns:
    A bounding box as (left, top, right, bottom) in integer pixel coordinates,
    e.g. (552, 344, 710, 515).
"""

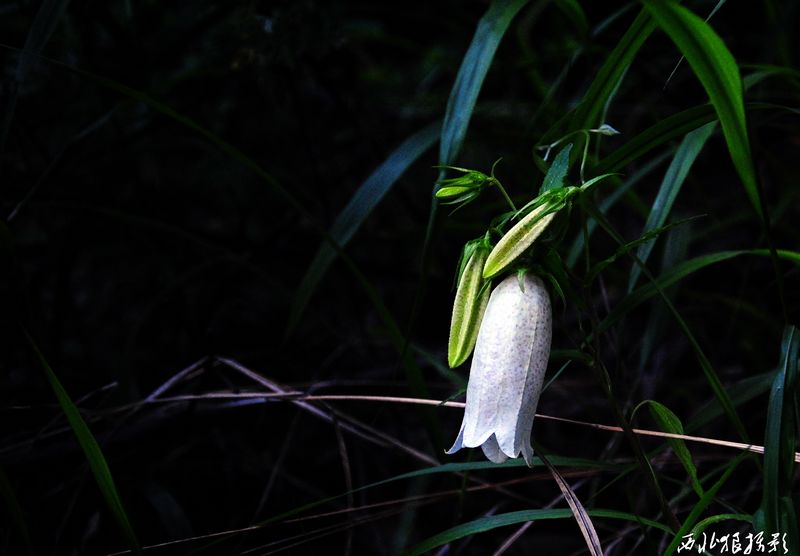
(446, 273, 552, 465)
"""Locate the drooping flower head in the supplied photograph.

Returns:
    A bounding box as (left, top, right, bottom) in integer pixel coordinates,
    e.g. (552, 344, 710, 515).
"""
(447, 273, 552, 465)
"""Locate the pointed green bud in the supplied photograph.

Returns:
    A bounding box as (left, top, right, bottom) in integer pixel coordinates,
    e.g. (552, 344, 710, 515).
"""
(448, 243, 491, 368)
(483, 203, 557, 279)
(435, 185, 474, 199)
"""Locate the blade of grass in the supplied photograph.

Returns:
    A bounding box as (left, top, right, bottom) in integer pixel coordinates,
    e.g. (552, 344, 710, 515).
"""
(628, 122, 715, 291)
(637, 220, 691, 372)
(438, 0, 529, 165)
(571, 8, 655, 132)
(636, 401, 702, 497)
(642, 0, 758, 218)
(594, 102, 775, 176)
(663, 453, 747, 555)
(23, 330, 140, 554)
(689, 513, 751, 538)
(642, 0, 789, 322)
(756, 326, 799, 550)
(566, 151, 671, 267)
(0, 0, 70, 153)
(554, 0, 588, 37)
(597, 249, 800, 336)
(0, 466, 35, 556)
(587, 216, 699, 284)
(585, 205, 750, 442)
(403, 508, 671, 556)
(288, 122, 439, 333)
(536, 449, 603, 556)
(663, 0, 729, 89)
(688, 371, 776, 431)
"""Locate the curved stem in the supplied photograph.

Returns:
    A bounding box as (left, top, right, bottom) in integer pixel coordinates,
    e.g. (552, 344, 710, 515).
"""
(494, 180, 518, 212)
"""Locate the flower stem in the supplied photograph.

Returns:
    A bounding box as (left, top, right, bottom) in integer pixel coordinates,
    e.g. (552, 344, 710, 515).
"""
(494, 180, 518, 212)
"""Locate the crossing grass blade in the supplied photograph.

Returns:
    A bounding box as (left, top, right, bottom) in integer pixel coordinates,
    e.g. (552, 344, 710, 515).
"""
(628, 123, 715, 291)
(688, 371, 776, 431)
(586, 207, 750, 441)
(597, 249, 800, 336)
(756, 326, 799, 550)
(0, 467, 35, 555)
(638, 400, 703, 497)
(537, 450, 603, 556)
(689, 513, 752, 538)
(664, 453, 747, 555)
(23, 330, 140, 554)
(567, 151, 671, 267)
(0, 0, 70, 152)
(642, 0, 761, 219)
(402, 508, 671, 555)
(586, 216, 698, 284)
(571, 8, 655, 132)
(553, 0, 588, 37)
(438, 0, 529, 166)
(288, 123, 439, 333)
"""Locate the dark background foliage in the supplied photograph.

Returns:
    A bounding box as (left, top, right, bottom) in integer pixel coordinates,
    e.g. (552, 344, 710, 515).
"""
(1, 0, 799, 554)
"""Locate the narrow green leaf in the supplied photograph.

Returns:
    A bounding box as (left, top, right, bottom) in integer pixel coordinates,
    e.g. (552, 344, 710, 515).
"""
(642, 0, 761, 219)
(1, 0, 70, 152)
(587, 216, 698, 284)
(594, 94, 774, 174)
(759, 326, 799, 548)
(597, 248, 800, 336)
(587, 208, 750, 442)
(538, 450, 603, 556)
(689, 371, 776, 431)
(742, 63, 800, 89)
(0, 467, 35, 556)
(554, 0, 588, 35)
(289, 123, 439, 332)
(640, 400, 703, 496)
(567, 152, 671, 267)
(540, 144, 572, 194)
(403, 508, 671, 555)
(628, 122, 715, 291)
(689, 513, 752, 538)
(664, 454, 746, 555)
(571, 9, 655, 131)
(24, 331, 140, 554)
(438, 0, 529, 165)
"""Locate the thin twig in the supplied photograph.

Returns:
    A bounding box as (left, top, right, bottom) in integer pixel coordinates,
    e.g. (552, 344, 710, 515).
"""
(145, 391, 800, 463)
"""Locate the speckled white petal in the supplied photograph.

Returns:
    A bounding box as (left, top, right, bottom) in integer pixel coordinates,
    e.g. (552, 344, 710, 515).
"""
(461, 307, 504, 447)
(502, 275, 551, 460)
(445, 421, 466, 455)
(513, 283, 550, 466)
(446, 273, 552, 465)
(480, 434, 508, 464)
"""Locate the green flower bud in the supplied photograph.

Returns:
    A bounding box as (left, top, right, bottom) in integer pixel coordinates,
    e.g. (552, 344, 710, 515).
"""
(435, 185, 475, 200)
(448, 243, 491, 368)
(483, 203, 557, 279)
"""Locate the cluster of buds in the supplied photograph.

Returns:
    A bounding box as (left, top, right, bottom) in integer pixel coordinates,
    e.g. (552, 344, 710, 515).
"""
(446, 195, 561, 464)
(441, 136, 617, 464)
